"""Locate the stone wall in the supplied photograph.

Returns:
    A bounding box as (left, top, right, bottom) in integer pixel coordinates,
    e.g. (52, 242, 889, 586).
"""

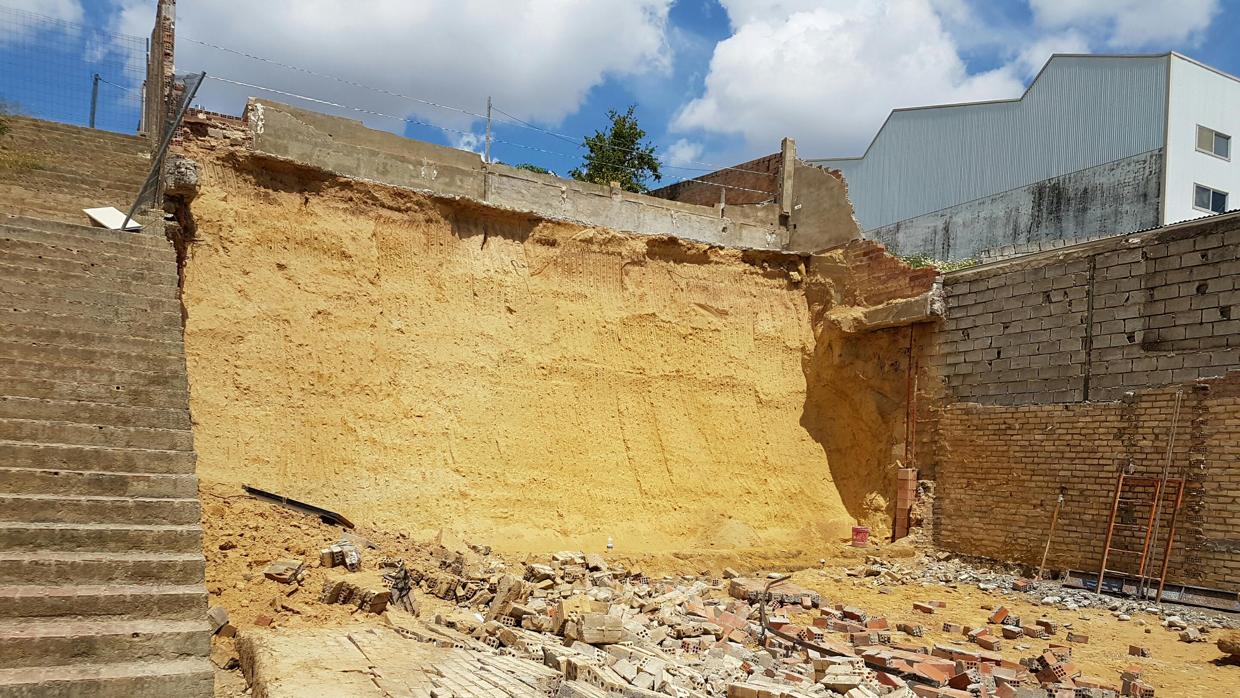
(869, 151, 1163, 261)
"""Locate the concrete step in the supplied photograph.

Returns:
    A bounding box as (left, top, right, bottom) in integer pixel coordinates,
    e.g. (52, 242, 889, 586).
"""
(0, 618, 211, 669)
(0, 293, 179, 331)
(0, 262, 176, 302)
(0, 245, 176, 285)
(0, 467, 197, 498)
(0, 376, 187, 410)
(0, 441, 195, 475)
(0, 307, 181, 343)
(1, 127, 151, 161)
(0, 324, 182, 361)
(0, 418, 192, 451)
(0, 551, 204, 585)
(0, 233, 176, 273)
(0, 357, 187, 392)
(0, 339, 186, 378)
(0, 657, 212, 698)
(0, 396, 189, 431)
(0, 203, 161, 230)
(0, 156, 148, 190)
(0, 583, 206, 619)
(0, 493, 200, 526)
(0, 276, 179, 314)
(1, 215, 166, 246)
(0, 219, 173, 256)
(0, 172, 137, 207)
(0, 182, 136, 219)
(3, 117, 150, 149)
(0, 521, 201, 553)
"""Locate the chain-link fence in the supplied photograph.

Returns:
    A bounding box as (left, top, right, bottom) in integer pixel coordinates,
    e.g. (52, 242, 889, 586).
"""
(0, 5, 147, 134)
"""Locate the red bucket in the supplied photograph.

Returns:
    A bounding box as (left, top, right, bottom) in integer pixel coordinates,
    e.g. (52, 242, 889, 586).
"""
(851, 526, 870, 547)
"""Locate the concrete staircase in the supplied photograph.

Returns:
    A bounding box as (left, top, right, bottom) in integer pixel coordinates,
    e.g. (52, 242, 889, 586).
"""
(0, 117, 151, 226)
(0, 206, 212, 693)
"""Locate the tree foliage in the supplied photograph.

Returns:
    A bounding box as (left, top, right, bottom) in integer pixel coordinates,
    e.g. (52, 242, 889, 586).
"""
(569, 105, 661, 193)
(515, 163, 550, 174)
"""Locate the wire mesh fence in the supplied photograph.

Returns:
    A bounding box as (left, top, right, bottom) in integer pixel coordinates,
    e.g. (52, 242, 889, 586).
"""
(0, 5, 146, 134)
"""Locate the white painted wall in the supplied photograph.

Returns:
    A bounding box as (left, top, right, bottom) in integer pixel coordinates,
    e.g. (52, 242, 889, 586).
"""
(1164, 55, 1240, 224)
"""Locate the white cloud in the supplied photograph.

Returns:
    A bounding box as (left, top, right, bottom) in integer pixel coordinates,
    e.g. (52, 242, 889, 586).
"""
(452, 131, 484, 155)
(664, 138, 704, 167)
(1015, 30, 1091, 79)
(673, 0, 1024, 157)
(7, 0, 82, 23)
(111, 1, 672, 136)
(1030, 0, 1220, 47)
(0, 0, 83, 46)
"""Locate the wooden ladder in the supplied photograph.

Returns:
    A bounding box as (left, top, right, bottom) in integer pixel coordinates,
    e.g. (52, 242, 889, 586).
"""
(1096, 474, 1186, 602)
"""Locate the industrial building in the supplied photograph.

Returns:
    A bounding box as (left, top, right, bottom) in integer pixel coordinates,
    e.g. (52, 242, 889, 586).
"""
(812, 53, 1240, 261)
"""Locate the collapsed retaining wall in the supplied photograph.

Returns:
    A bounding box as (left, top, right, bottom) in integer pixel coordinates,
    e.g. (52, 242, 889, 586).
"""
(919, 212, 1240, 590)
(176, 136, 935, 556)
(244, 100, 859, 253)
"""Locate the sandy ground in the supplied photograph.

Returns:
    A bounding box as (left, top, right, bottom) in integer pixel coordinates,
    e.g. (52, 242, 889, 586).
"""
(203, 486, 1238, 697)
(180, 145, 911, 555)
(784, 569, 1239, 698)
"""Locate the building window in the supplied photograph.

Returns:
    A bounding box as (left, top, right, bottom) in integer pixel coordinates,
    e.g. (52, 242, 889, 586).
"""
(1197, 125, 1231, 160)
(1194, 184, 1229, 214)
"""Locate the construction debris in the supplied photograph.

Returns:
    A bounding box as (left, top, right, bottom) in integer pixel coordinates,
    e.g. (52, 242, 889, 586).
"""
(215, 528, 1240, 698)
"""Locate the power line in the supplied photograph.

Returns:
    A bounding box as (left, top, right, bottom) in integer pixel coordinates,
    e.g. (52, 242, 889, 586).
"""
(97, 76, 139, 93)
(490, 104, 778, 179)
(184, 36, 490, 122)
(204, 75, 777, 197)
(184, 35, 777, 179)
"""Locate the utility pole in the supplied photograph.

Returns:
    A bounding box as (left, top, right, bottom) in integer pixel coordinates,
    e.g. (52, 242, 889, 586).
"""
(484, 96, 492, 164)
(89, 73, 100, 129)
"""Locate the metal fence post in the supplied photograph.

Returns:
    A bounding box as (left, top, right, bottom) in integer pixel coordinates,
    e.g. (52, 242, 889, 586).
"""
(89, 73, 100, 129)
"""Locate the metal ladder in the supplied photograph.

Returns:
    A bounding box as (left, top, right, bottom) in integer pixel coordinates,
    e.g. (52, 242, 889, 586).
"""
(1096, 474, 1186, 602)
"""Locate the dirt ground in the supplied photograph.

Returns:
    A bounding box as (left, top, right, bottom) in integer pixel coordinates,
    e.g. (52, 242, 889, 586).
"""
(180, 144, 912, 555)
(203, 484, 1238, 697)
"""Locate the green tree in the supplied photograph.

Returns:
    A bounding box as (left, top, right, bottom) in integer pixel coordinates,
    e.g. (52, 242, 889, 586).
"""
(515, 163, 550, 174)
(570, 105, 661, 193)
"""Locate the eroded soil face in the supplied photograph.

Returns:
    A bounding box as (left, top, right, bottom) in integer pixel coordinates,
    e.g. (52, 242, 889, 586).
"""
(182, 149, 904, 556)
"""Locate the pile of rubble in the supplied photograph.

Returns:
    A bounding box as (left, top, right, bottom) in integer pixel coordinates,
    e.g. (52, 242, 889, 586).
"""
(220, 536, 1215, 698)
(845, 553, 1238, 634)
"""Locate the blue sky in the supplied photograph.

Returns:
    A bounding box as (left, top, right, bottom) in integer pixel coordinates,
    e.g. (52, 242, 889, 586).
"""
(3, 1, 1237, 187)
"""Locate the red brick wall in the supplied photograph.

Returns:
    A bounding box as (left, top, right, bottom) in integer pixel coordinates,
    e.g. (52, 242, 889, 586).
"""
(813, 239, 939, 307)
(647, 153, 781, 206)
(929, 373, 1240, 591)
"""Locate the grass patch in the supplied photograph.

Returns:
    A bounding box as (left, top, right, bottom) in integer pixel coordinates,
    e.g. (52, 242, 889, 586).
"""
(0, 148, 45, 173)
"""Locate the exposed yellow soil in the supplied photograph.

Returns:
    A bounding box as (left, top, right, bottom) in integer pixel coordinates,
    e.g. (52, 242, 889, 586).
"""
(180, 148, 907, 555)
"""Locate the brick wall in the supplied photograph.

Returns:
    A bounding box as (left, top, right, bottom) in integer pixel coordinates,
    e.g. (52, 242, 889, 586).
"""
(931, 374, 1240, 591)
(814, 240, 940, 307)
(929, 212, 1240, 406)
(647, 153, 781, 206)
(919, 211, 1240, 592)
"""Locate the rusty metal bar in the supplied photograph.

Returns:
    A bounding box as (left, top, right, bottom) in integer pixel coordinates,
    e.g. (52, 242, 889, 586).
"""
(1156, 479, 1187, 603)
(1096, 473, 1126, 593)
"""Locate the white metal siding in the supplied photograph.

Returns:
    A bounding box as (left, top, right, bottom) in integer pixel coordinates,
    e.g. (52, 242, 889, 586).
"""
(1163, 55, 1240, 225)
(813, 55, 1169, 231)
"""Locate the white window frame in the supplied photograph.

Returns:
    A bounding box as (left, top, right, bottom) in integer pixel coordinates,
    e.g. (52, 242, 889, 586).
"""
(1196, 124, 1232, 161)
(1193, 183, 1229, 215)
